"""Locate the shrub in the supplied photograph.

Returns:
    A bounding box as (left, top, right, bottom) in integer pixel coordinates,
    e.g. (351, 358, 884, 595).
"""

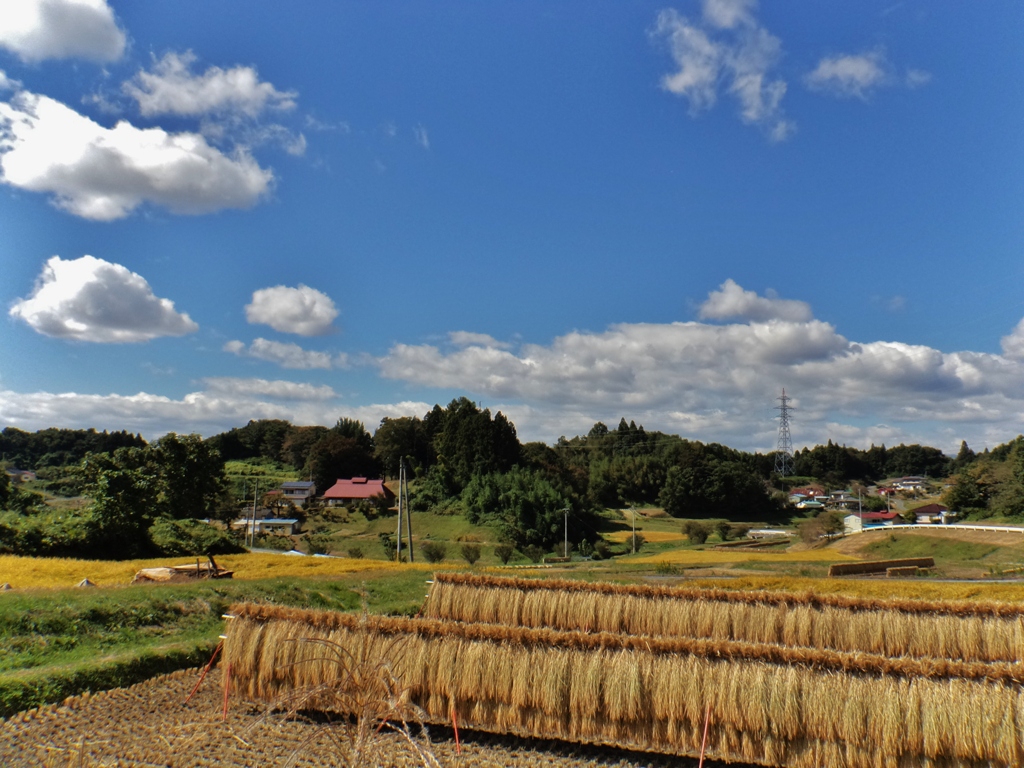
(577, 539, 594, 558)
(593, 540, 612, 560)
(421, 541, 447, 563)
(379, 532, 396, 561)
(626, 532, 645, 553)
(302, 531, 334, 555)
(149, 518, 244, 556)
(523, 544, 546, 563)
(712, 519, 731, 541)
(494, 543, 515, 564)
(729, 523, 752, 540)
(347, 545, 364, 559)
(460, 543, 481, 565)
(682, 520, 709, 545)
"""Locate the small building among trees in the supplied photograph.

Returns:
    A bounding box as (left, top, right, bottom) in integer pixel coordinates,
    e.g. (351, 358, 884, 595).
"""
(844, 510, 901, 534)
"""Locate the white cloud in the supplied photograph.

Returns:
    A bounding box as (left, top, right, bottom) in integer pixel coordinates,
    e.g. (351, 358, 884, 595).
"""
(0, 386, 429, 441)
(1000, 319, 1024, 361)
(654, 2, 793, 141)
(223, 338, 343, 370)
(0, 0, 125, 63)
(373, 280, 1024, 452)
(905, 69, 932, 89)
(0, 71, 20, 92)
(245, 284, 338, 336)
(805, 49, 888, 99)
(0, 89, 273, 220)
(448, 331, 511, 349)
(703, 0, 756, 30)
(124, 51, 297, 118)
(698, 279, 812, 322)
(201, 377, 336, 401)
(413, 123, 429, 149)
(9, 255, 198, 343)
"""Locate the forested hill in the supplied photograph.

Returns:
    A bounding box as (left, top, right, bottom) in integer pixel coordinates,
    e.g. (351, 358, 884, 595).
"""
(0, 427, 146, 469)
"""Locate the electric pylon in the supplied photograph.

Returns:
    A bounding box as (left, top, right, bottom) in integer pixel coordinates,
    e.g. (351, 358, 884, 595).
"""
(774, 389, 793, 476)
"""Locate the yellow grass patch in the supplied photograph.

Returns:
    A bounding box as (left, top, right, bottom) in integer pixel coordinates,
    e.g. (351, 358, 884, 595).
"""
(0, 553, 426, 589)
(629, 548, 855, 564)
(605, 530, 686, 543)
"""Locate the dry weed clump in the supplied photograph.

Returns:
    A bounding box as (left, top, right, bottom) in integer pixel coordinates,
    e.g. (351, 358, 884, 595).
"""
(224, 603, 1024, 768)
(423, 572, 1024, 662)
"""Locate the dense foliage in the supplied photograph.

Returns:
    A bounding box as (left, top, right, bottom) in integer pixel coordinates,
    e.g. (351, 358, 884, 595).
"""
(0, 427, 146, 469)
(0, 434, 230, 559)
(942, 437, 1024, 520)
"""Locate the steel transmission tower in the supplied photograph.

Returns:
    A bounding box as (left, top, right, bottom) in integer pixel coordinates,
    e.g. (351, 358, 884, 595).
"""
(774, 389, 794, 476)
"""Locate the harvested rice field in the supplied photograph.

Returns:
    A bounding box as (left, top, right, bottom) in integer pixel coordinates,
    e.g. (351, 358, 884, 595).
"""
(0, 667, 742, 767)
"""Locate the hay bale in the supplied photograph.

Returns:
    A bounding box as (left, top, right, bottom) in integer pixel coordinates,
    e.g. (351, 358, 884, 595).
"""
(223, 603, 1024, 768)
(422, 572, 1024, 663)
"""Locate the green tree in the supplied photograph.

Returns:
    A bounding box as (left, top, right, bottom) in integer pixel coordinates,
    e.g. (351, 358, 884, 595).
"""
(943, 469, 985, 513)
(461, 467, 588, 550)
(304, 433, 380, 491)
(153, 433, 227, 519)
(82, 453, 159, 558)
(373, 416, 432, 477)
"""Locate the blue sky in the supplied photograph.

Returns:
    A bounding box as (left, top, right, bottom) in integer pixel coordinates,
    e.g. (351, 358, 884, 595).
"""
(1, 0, 1022, 454)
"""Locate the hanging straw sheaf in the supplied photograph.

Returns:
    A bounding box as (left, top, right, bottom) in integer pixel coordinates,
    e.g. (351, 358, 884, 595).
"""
(423, 573, 1024, 662)
(224, 603, 1024, 768)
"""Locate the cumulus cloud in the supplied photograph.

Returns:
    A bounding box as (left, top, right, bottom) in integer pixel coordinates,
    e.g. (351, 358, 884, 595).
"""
(200, 377, 335, 401)
(124, 51, 297, 118)
(9, 255, 198, 343)
(0, 385, 429, 440)
(0, 0, 125, 63)
(805, 49, 887, 99)
(372, 280, 1024, 452)
(245, 284, 338, 336)
(1000, 319, 1024, 361)
(0, 88, 273, 220)
(698, 279, 812, 322)
(805, 49, 930, 99)
(448, 331, 511, 349)
(223, 338, 345, 370)
(653, 1, 794, 141)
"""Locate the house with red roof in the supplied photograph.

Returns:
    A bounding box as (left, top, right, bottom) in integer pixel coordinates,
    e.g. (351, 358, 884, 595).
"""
(321, 477, 395, 507)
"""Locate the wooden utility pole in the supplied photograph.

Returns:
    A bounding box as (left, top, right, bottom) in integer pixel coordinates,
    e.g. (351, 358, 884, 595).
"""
(396, 462, 404, 562)
(249, 479, 259, 548)
(404, 459, 414, 562)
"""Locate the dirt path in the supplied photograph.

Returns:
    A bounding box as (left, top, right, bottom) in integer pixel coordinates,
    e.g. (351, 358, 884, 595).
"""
(0, 667, 746, 767)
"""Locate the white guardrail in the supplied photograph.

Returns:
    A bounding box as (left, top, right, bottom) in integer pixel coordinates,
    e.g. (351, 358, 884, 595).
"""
(848, 523, 1024, 536)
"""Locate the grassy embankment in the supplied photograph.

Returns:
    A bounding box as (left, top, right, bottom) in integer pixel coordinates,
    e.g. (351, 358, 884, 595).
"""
(0, 563, 429, 717)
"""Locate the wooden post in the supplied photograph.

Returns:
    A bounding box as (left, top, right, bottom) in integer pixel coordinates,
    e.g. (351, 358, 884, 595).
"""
(404, 459, 414, 562)
(396, 460, 403, 562)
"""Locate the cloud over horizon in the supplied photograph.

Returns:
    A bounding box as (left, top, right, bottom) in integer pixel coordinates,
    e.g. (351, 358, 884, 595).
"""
(10, 255, 198, 342)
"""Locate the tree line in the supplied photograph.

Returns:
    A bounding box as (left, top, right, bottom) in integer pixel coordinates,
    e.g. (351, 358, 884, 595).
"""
(1, 406, 970, 559)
